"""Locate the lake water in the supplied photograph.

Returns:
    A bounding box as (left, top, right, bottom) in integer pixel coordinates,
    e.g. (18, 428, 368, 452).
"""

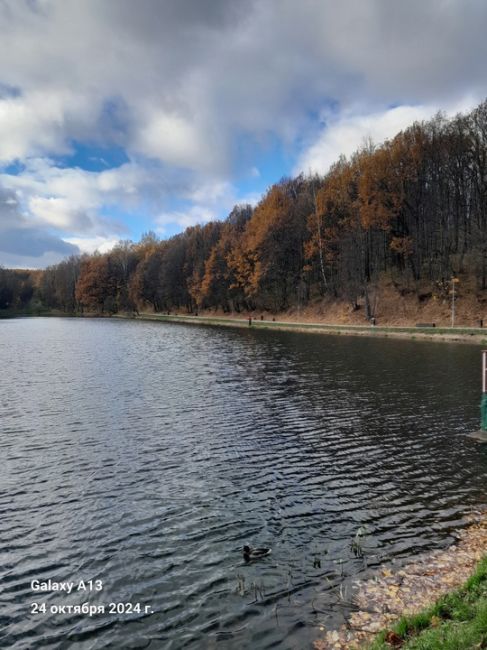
(2, 317, 487, 649)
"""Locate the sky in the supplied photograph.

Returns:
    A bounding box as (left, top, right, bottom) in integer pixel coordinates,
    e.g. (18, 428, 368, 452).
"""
(0, 0, 486, 268)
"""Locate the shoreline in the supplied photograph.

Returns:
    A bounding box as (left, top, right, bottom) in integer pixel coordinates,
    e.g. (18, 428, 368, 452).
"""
(4, 309, 487, 344)
(314, 512, 487, 649)
(122, 312, 487, 345)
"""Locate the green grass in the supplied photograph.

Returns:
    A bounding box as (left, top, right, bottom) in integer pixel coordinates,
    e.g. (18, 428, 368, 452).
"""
(369, 556, 487, 649)
(0, 306, 57, 318)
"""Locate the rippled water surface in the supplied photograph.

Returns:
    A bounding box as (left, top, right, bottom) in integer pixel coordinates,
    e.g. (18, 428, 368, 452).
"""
(2, 318, 487, 649)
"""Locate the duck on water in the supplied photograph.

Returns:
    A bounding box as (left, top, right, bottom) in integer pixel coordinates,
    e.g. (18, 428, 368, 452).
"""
(243, 545, 271, 561)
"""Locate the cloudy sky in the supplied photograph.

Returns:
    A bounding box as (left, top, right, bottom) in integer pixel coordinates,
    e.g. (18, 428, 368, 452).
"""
(0, 0, 486, 268)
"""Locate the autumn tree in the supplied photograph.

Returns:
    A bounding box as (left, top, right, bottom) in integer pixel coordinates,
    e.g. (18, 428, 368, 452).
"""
(199, 205, 252, 311)
(228, 179, 309, 311)
(75, 255, 118, 313)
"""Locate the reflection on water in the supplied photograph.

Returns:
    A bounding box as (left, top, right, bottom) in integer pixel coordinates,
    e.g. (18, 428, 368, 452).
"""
(1, 317, 487, 649)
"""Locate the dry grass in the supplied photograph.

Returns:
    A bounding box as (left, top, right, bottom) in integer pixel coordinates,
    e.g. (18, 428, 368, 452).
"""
(154, 277, 487, 329)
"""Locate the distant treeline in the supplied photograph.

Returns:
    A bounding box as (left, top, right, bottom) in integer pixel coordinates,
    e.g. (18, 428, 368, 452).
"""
(3, 100, 487, 319)
(0, 268, 36, 311)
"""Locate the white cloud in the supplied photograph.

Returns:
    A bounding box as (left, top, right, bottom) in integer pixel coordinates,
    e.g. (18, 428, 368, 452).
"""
(0, 159, 158, 240)
(28, 196, 90, 230)
(134, 110, 208, 169)
(186, 179, 233, 205)
(0, 90, 95, 163)
(296, 97, 481, 175)
(0, 249, 76, 270)
(1, 0, 486, 172)
(155, 179, 258, 232)
(156, 205, 215, 232)
(63, 236, 120, 255)
(0, 159, 145, 268)
(0, 92, 63, 162)
(0, 186, 80, 266)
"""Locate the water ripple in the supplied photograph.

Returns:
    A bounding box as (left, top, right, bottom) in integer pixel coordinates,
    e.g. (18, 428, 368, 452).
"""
(1, 317, 487, 649)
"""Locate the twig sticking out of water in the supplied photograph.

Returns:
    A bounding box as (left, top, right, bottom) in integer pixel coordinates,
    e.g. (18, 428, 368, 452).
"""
(235, 573, 246, 596)
(287, 570, 294, 603)
(274, 603, 280, 625)
(350, 526, 368, 558)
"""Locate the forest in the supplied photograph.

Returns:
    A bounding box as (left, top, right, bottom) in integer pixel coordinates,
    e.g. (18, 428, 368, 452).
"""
(3, 100, 487, 321)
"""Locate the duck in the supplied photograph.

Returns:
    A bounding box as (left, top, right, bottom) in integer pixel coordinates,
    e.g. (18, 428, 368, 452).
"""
(243, 545, 272, 561)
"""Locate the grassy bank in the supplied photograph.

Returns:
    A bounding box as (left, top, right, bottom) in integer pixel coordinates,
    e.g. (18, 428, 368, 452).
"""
(369, 555, 487, 649)
(130, 312, 487, 345)
(315, 517, 487, 649)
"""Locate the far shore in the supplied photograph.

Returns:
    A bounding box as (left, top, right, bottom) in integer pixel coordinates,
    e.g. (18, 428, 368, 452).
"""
(121, 312, 487, 345)
(4, 309, 487, 344)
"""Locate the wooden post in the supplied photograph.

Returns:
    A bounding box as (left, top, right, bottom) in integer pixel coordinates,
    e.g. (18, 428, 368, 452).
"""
(451, 277, 459, 327)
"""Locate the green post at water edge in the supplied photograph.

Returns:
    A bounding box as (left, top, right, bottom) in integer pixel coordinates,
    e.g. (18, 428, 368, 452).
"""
(481, 350, 487, 431)
(481, 394, 487, 431)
